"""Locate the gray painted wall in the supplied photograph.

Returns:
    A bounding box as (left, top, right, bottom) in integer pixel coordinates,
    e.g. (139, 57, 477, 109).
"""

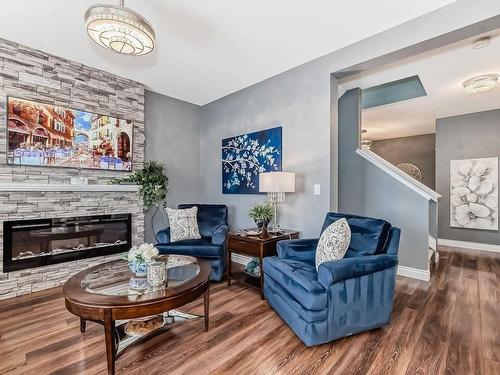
(142, 4, 498, 271)
(372, 134, 436, 189)
(144, 91, 201, 242)
(339, 89, 430, 271)
(436, 109, 500, 245)
(200, 62, 331, 237)
(429, 200, 438, 240)
(196, 2, 496, 240)
(330, 75, 339, 211)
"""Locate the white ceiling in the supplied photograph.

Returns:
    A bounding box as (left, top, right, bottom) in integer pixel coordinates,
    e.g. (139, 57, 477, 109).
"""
(341, 30, 500, 140)
(0, 0, 455, 105)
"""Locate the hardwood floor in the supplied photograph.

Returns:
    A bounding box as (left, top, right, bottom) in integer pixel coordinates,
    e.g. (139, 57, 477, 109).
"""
(0, 247, 499, 375)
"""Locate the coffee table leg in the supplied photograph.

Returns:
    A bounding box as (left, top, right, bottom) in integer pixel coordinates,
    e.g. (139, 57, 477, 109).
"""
(103, 310, 116, 375)
(204, 285, 210, 331)
(80, 318, 86, 333)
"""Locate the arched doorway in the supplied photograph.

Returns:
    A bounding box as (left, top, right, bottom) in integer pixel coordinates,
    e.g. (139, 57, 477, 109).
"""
(32, 127, 50, 146)
(8, 119, 30, 151)
(117, 132, 131, 161)
(74, 133, 90, 146)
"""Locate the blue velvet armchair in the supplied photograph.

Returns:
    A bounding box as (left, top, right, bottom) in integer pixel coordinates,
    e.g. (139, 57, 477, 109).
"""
(263, 212, 400, 346)
(155, 204, 229, 281)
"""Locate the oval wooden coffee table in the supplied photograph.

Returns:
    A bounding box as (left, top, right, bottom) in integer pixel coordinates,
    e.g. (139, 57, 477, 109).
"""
(63, 255, 211, 375)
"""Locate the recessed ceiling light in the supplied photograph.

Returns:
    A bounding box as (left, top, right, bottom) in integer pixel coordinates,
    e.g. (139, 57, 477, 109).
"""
(84, 0, 155, 56)
(463, 74, 498, 94)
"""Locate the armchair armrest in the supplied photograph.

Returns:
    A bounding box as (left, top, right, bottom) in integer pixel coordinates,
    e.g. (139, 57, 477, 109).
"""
(155, 227, 171, 244)
(277, 238, 318, 263)
(317, 254, 398, 288)
(212, 225, 229, 245)
(385, 227, 401, 256)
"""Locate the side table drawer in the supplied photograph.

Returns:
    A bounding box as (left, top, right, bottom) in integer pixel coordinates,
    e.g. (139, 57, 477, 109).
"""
(228, 237, 260, 256)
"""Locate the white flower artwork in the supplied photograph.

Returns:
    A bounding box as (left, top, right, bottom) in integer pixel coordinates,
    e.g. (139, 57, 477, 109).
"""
(450, 157, 498, 230)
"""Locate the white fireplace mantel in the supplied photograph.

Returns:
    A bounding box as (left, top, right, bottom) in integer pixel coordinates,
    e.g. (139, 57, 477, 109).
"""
(0, 183, 139, 192)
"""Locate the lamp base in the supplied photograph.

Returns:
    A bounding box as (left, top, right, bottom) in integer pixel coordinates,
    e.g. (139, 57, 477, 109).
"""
(268, 224, 283, 235)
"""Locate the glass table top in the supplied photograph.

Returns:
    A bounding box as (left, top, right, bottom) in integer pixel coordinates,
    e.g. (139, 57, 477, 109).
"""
(81, 255, 200, 297)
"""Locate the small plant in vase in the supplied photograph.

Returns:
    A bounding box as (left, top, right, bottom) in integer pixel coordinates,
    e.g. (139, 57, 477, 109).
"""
(126, 243, 159, 276)
(248, 202, 274, 238)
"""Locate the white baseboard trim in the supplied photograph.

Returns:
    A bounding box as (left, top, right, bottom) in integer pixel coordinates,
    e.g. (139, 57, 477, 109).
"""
(397, 265, 430, 282)
(438, 239, 500, 253)
(428, 236, 437, 251)
(232, 253, 430, 282)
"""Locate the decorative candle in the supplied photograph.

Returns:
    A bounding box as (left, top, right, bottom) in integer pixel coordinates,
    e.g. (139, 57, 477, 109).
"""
(147, 261, 166, 287)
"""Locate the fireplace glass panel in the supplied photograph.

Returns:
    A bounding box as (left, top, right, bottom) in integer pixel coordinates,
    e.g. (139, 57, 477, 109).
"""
(3, 214, 131, 272)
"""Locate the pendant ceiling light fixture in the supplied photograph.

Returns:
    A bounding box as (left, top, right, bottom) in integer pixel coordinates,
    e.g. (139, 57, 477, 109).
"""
(463, 74, 498, 94)
(84, 0, 155, 56)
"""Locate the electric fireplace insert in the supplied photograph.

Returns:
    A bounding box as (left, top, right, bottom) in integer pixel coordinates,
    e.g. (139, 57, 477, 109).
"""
(3, 214, 131, 272)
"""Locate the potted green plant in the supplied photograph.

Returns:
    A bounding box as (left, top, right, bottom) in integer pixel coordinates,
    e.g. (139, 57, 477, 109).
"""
(248, 202, 274, 238)
(110, 161, 168, 210)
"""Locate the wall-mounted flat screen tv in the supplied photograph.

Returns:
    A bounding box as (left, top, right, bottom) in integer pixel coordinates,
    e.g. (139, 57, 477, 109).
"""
(6, 96, 133, 171)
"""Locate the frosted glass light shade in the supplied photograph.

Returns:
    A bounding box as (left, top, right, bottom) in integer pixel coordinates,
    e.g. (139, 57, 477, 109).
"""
(463, 74, 498, 94)
(259, 172, 295, 193)
(84, 3, 155, 56)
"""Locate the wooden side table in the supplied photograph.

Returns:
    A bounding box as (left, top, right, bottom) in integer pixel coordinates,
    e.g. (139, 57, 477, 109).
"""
(227, 230, 299, 299)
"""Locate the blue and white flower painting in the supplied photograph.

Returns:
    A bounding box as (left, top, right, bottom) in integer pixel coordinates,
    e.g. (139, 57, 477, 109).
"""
(222, 126, 282, 194)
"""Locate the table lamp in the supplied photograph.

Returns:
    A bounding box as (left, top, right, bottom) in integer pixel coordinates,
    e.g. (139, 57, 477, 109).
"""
(259, 171, 295, 233)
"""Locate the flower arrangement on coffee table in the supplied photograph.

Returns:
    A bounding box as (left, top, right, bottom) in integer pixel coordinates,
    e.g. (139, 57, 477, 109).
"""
(126, 243, 159, 276)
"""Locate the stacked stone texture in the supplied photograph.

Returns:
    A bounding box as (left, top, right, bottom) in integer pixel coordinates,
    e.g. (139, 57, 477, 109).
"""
(0, 39, 145, 299)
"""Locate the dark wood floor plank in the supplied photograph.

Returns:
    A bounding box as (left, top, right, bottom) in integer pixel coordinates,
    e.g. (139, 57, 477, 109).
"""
(483, 358, 500, 375)
(365, 307, 419, 375)
(289, 341, 348, 375)
(168, 312, 283, 374)
(445, 249, 483, 375)
(319, 332, 372, 375)
(404, 289, 454, 375)
(0, 247, 498, 375)
(480, 299, 500, 363)
(209, 324, 290, 374)
(248, 330, 308, 375)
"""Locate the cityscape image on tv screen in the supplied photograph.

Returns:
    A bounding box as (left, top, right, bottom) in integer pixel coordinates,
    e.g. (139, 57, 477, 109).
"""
(7, 96, 133, 171)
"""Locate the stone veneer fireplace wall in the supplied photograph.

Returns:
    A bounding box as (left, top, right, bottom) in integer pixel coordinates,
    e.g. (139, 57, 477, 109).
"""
(0, 38, 145, 299)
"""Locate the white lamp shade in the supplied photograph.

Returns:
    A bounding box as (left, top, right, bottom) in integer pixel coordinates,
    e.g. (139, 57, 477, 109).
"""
(259, 172, 295, 193)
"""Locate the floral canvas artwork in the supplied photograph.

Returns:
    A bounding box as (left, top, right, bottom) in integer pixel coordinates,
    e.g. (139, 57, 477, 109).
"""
(222, 126, 282, 194)
(450, 157, 498, 230)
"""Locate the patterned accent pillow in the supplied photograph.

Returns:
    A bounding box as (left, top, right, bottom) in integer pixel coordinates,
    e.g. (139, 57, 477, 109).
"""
(315, 218, 351, 271)
(166, 206, 201, 243)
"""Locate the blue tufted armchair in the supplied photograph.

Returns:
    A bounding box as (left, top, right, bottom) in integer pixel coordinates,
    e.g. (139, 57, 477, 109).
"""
(263, 212, 400, 346)
(155, 204, 229, 281)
